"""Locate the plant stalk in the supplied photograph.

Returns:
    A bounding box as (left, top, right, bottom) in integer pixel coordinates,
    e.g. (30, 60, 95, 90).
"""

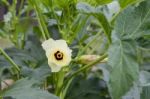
(68, 53, 107, 81)
(0, 48, 20, 72)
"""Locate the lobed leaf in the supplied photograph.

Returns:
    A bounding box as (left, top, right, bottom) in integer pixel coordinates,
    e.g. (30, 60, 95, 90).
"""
(115, 0, 150, 39)
(108, 40, 139, 99)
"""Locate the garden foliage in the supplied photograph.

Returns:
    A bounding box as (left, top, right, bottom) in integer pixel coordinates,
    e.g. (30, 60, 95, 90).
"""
(0, 0, 150, 99)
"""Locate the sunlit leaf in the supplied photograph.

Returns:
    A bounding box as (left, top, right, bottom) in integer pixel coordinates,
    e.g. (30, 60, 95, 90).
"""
(95, 0, 112, 5)
(118, 0, 143, 9)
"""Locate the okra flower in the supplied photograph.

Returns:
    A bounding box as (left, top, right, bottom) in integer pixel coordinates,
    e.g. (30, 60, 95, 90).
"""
(42, 38, 72, 72)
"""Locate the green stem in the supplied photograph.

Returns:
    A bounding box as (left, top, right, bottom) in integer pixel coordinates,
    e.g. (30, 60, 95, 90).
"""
(21, 32, 25, 49)
(9, 0, 19, 48)
(49, 3, 62, 34)
(33, 5, 47, 40)
(29, 0, 50, 40)
(0, 48, 20, 72)
(77, 31, 102, 57)
(61, 54, 107, 99)
(18, 0, 24, 17)
(60, 77, 73, 99)
(35, 2, 50, 39)
(110, 10, 121, 25)
(55, 70, 65, 97)
(67, 54, 107, 81)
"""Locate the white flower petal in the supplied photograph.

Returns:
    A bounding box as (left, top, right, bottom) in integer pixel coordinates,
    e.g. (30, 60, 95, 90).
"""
(55, 39, 68, 48)
(42, 38, 54, 50)
(48, 62, 62, 72)
(42, 39, 55, 57)
(42, 38, 72, 72)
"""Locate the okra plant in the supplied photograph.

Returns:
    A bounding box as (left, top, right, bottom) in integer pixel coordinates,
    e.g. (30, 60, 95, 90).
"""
(0, 0, 150, 99)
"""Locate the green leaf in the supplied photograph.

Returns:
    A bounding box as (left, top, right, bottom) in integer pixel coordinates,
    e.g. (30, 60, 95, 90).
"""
(93, 14, 111, 43)
(140, 71, 150, 99)
(21, 65, 50, 82)
(141, 86, 150, 99)
(66, 76, 109, 99)
(118, 0, 143, 9)
(122, 84, 141, 99)
(95, 0, 112, 5)
(76, 2, 95, 14)
(76, 2, 112, 43)
(137, 37, 150, 64)
(108, 40, 139, 99)
(78, 0, 112, 6)
(71, 14, 90, 43)
(115, 0, 150, 39)
(1, 78, 59, 99)
(140, 71, 150, 86)
(5, 48, 36, 63)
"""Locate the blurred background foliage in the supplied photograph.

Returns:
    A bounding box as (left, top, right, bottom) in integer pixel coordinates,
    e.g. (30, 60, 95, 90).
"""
(0, 0, 149, 99)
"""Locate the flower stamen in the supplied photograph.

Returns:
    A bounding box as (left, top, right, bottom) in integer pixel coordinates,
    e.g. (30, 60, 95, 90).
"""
(54, 51, 63, 60)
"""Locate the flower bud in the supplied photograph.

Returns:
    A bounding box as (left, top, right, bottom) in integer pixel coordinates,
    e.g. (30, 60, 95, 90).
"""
(78, 55, 100, 64)
(78, 55, 108, 64)
(1, 79, 14, 90)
